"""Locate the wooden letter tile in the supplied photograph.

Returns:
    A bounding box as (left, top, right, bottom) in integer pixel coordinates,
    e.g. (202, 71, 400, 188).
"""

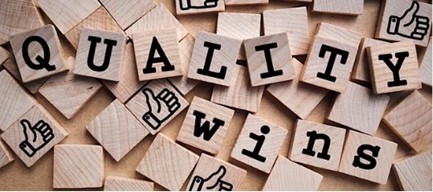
(126, 80, 188, 135)
(104, 176, 154, 191)
(87, 99, 149, 161)
(136, 133, 199, 191)
(267, 58, 329, 119)
(327, 82, 390, 135)
(263, 155, 323, 191)
(0, 70, 35, 131)
(313, 0, 364, 15)
(352, 38, 388, 84)
(339, 131, 398, 184)
(175, 0, 225, 15)
(187, 154, 247, 191)
(10, 25, 68, 83)
(383, 91, 432, 152)
(289, 120, 346, 171)
(367, 41, 421, 94)
(263, 7, 310, 55)
(74, 28, 126, 81)
(376, 0, 432, 47)
(225, 0, 268, 5)
(244, 33, 295, 87)
(1, 105, 68, 167)
(133, 28, 183, 81)
(211, 65, 264, 113)
(177, 96, 235, 155)
(187, 31, 242, 86)
(99, 0, 156, 30)
(393, 151, 432, 191)
(0, 139, 14, 169)
(231, 114, 287, 173)
(420, 38, 432, 86)
(53, 144, 103, 188)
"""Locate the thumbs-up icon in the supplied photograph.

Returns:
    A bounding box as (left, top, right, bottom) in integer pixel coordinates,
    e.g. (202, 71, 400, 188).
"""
(142, 88, 181, 130)
(19, 119, 55, 157)
(387, 1, 430, 40)
(188, 166, 233, 191)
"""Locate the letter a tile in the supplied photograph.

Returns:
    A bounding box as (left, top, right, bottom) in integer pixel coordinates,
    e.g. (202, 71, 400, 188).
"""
(177, 97, 235, 155)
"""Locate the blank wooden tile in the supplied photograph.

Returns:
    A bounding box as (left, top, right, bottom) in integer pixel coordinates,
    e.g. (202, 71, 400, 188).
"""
(231, 114, 288, 173)
(267, 59, 329, 119)
(10, 25, 68, 83)
(168, 34, 200, 95)
(0, 0, 43, 44)
(39, 0, 100, 34)
(99, 0, 156, 29)
(175, 0, 225, 15)
(393, 151, 432, 191)
(420, 38, 432, 86)
(1, 105, 68, 167)
(376, 0, 432, 47)
(300, 36, 357, 93)
(39, 57, 103, 119)
(126, 80, 188, 135)
(244, 33, 295, 87)
(263, 7, 310, 55)
(327, 82, 390, 135)
(104, 176, 154, 191)
(87, 99, 149, 161)
(383, 91, 432, 152)
(126, 3, 188, 41)
(187, 31, 242, 86)
(263, 155, 323, 191)
(53, 145, 103, 188)
(225, 0, 268, 5)
(315, 22, 362, 48)
(0, 70, 35, 131)
(289, 120, 346, 171)
(187, 154, 247, 191)
(0, 47, 9, 67)
(352, 38, 388, 84)
(367, 41, 421, 94)
(212, 65, 264, 113)
(132, 28, 183, 81)
(65, 7, 124, 49)
(339, 131, 398, 184)
(136, 134, 199, 191)
(74, 28, 126, 81)
(313, 0, 363, 15)
(0, 139, 14, 169)
(177, 97, 235, 155)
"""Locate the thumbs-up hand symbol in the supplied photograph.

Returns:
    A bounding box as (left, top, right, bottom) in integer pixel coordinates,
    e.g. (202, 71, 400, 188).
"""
(142, 88, 181, 130)
(188, 166, 234, 191)
(19, 119, 54, 157)
(387, 1, 430, 40)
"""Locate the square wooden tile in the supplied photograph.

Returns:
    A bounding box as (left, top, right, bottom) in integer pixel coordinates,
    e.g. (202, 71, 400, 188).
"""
(99, 0, 156, 29)
(186, 154, 247, 191)
(383, 91, 432, 152)
(10, 25, 68, 83)
(315, 22, 362, 48)
(211, 65, 264, 113)
(420, 38, 432, 86)
(300, 36, 357, 93)
(263, 7, 310, 55)
(104, 176, 154, 191)
(1, 105, 68, 167)
(53, 144, 103, 188)
(231, 114, 288, 173)
(136, 133, 199, 191)
(267, 58, 329, 119)
(175, 0, 225, 15)
(327, 82, 390, 135)
(352, 38, 388, 84)
(126, 79, 188, 135)
(0, 139, 14, 169)
(244, 33, 295, 87)
(289, 120, 346, 171)
(225, 0, 268, 5)
(376, 0, 432, 47)
(187, 31, 242, 86)
(132, 28, 183, 81)
(339, 131, 398, 184)
(393, 151, 432, 191)
(367, 41, 421, 94)
(87, 99, 149, 161)
(0, 70, 35, 131)
(263, 155, 323, 191)
(177, 96, 235, 155)
(313, 0, 364, 15)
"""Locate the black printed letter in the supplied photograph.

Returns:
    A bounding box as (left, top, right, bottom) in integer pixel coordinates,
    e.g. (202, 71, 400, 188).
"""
(378, 52, 409, 87)
(22, 36, 56, 71)
(143, 37, 175, 74)
(255, 43, 283, 79)
(87, 36, 117, 72)
(316, 44, 349, 82)
(301, 131, 331, 160)
(352, 144, 381, 170)
(197, 41, 226, 79)
(192, 110, 225, 141)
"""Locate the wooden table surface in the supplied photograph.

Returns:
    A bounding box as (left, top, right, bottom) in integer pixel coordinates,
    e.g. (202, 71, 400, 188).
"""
(0, 0, 431, 190)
